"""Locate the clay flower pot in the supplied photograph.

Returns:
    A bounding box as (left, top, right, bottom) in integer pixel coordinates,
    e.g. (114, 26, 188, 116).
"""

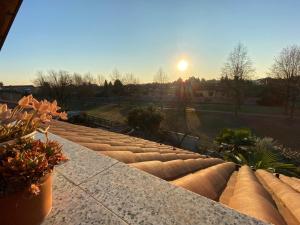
(0, 173, 53, 225)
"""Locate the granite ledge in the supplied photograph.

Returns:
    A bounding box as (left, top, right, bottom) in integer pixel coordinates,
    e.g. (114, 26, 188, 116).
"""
(40, 132, 269, 225)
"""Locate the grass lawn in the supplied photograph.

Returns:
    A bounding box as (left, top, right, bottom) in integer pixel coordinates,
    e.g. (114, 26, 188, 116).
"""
(85, 103, 300, 151)
(87, 104, 129, 123)
(195, 103, 300, 115)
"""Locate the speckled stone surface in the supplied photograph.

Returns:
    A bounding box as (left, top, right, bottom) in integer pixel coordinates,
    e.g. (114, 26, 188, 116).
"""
(37, 133, 119, 185)
(42, 173, 127, 225)
(80, 162, 268, 225)
(41, 132, 269, 225)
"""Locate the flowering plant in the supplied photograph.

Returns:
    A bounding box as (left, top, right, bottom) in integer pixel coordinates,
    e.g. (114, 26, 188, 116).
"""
(0, 96, 68, 196)
(0, 95, 67, 143)
(0, 138, 67, 196)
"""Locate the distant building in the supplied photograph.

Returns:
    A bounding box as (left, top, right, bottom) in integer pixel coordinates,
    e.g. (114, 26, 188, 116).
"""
(195, 85, 227, 98)
(0, 85, 35, 102)
(1, 85, 35, 94)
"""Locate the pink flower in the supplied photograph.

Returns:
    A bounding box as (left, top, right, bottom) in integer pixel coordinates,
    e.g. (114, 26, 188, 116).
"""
(40, 113, 51, 123)
(18, 95, 33, 107)
(32, 98, 42, 110)
(0, 109, 12, 120)
(0, 104, 8, 113)
(59, 112, 68, 120)
(38, 101, 51, 113)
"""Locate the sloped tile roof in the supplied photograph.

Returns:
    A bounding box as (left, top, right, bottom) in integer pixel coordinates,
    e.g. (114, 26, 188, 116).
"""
(49, 120, 300, 225)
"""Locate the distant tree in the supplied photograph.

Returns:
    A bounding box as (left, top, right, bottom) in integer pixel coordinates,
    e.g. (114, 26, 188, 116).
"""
(127, 106, 163, 134)
(34, 70, 72, 106)
(97, 74, 106, 86)
(0, 82, 3, 87)
(175, 78, 192, 110)
(110, 69, 122, 82)
(83, 72, 95, 85)
(103, 80, 108, 88)
(185, 76, 201, 97)
(153, 68, 168, 109)
(256, 78, 284, 106)
(113, 79, 123, 90)
(73, 73, 84, 86)
(96, 79, 111, 97)
(221, 43, 255, 116)
(123, 73, 139, 85)
(166, 78, 194, 147)
(34, 71, 51, 96)
(113, 79, 124, 99)
(270, 45, 300, 119)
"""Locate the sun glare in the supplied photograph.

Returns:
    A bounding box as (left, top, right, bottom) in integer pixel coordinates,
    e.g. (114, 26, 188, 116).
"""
(177, 59, 189, 71)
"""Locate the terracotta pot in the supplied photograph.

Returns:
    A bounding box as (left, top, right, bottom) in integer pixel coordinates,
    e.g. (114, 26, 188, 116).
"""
(0, 173, 53, 225)
(0, 131, 37, 147)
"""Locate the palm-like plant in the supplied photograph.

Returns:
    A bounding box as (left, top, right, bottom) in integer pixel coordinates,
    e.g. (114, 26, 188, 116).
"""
(215, 128, 255, 154)
(233, 138, 298, 176)
(215, 129, 299, 177)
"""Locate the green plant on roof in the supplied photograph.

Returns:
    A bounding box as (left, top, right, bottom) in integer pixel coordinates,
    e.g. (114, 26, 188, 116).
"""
(215, 128, 299, 177)
(215, 128, 256, 153)
(233, 138, 298, 176)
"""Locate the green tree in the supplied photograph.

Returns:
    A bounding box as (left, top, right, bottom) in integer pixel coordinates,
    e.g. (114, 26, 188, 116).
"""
(127, 106, 163, 134)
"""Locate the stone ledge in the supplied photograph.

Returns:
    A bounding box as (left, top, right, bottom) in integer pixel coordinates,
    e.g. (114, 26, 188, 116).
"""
(40, 133, 269, 225)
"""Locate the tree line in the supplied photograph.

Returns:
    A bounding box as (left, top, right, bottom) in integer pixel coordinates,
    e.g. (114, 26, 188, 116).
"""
(221, 43, 300, 119)
(33, 43, 300, 119)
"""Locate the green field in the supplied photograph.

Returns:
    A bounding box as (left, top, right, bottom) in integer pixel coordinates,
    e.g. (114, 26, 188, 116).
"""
(85, 103, 300, 151)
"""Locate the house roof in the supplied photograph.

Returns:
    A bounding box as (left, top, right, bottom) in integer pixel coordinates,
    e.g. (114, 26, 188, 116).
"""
(50, 120, 300, 225)
(0, 0, 22, 50)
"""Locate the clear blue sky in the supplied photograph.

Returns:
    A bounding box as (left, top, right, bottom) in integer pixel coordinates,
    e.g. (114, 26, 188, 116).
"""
(1, 0, 300, 84)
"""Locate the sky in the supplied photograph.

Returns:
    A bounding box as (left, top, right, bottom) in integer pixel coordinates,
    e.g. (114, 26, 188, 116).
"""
(1, 0, 300, 85)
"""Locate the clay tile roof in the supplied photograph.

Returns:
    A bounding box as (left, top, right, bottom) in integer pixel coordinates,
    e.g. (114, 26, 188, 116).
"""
(49, 120, 300, 225)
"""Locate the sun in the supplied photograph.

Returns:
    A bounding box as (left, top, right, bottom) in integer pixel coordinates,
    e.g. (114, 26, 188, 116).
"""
(177, 59, 189, 71)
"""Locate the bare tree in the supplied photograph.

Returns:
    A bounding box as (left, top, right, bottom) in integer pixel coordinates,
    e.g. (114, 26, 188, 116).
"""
(110, 69, 122, 82)
(153, 68, 168, 109)
(73, 73, 84, 86)
(34, 70, 72, 106)
(97, 74, 106, 86)
(154, 67, 168, 84)
(123, 73, 139, 85)
(271, 45, 300, 119)
(221, 43, 255, 116)
(83, 72, 96, 85)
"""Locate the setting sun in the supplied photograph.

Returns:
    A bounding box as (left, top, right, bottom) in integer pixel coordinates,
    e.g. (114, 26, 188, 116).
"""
(177, 59, 189, 71)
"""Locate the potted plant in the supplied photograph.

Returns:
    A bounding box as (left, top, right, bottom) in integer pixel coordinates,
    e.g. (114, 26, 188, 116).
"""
(0, 95, 67, 145)
(0, 95, 68, 225)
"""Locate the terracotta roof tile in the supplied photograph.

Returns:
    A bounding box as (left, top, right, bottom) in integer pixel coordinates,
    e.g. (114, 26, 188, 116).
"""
(227, 166, 286, 225)
(171, 162, 236, 200)
(100, 151, 137, 163)
(219, 171, 237, 205)
(279, 174, 300, 193)
(49, 120, 300, 225)
(256, 170, 300, 225)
